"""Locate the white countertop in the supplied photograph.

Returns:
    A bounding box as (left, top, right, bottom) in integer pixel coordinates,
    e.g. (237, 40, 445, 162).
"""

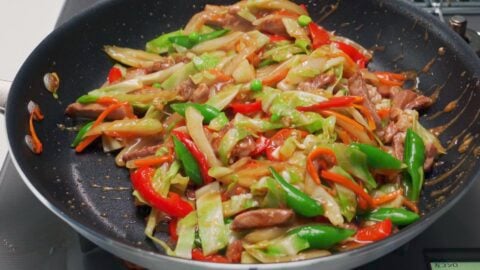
(0, 0, 64, 165)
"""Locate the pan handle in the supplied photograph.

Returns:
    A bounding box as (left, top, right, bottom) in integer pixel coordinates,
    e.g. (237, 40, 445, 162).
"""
(0, 80, 11, 114)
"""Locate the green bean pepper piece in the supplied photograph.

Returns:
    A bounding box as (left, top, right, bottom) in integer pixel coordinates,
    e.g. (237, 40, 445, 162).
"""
(288, 224, 355, 249)
(364, 207, 419, 226)
(351, 143, 405, 170)
(76, 95, 98, 104)
(173, 137, 202, 185)
(269, 167, 324, 217)
(71, 121, 94, 147)
(168, 29, 229, 49)
(404, 128, 425, 201)
(170, 102, 221, 123)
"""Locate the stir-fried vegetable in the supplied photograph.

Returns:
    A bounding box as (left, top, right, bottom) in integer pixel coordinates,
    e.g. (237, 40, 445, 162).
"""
(64, 0, 444, 264)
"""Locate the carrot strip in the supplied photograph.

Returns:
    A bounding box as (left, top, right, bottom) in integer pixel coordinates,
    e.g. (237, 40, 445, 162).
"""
(402, 198, 419, 214)
(262, 68, 289, 87)
(75, 103, 125, 152)
(209, 69, 232, 83)
(96, 97, 119, 105)
(353, 104, 376, 130)
(319, 110, 365, 132)
(28, 113, 43, 154)
(321, 170, 374, 207)
(376, 108, 390, 119)
(75, 135, 100, 152)
(335, 126, 352, 144)
(92, 103, 124, 127)
(372, 189, 402, 206)
(307, 148, 337, 185)
(374, 72, 406, 86)
(133, 155, 173, 168)
(375, 71, 406, 81)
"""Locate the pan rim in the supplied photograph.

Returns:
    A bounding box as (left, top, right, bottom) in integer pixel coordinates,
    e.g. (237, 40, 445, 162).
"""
(5, 0, 480, 268)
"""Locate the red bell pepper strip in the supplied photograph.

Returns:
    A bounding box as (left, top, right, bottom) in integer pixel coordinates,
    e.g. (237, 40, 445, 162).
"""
(299, 4, 307, 12)
(251, 136, 270, 156)
(169, 218, 179, 242)
(356, 219, 393, 242)
(332, 41, 368, 68)
(308, 22, 331, 49)
(191, 248, 230, 263)
(229, 100, 262, 114)
(172, 130, 213, 184)
(131, 167, 193, 218)
(107, 67, 123, 83)
(266, 129, 308, 161)
(297, 96, 364, 112)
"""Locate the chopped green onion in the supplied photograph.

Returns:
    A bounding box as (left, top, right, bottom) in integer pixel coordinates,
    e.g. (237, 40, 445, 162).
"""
(152, 82, 162, 88)
(250, 79, 263, 92)
(298, 15, 312, 27)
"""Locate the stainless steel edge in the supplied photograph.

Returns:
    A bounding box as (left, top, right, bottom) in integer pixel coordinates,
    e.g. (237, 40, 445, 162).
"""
(0, 80, 11, 114)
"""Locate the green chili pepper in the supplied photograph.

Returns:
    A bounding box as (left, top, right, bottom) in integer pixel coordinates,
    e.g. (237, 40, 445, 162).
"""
(76, 95, 98, 104)
(288, 224, 355, 249)
(71, 121, 94, 147)
(170, 102, 221, 123)
(297, 15, 312, 27)
(173, 137, 202, 185)
(168, 29, 230, 49)
(269, 167, 324, 217)
(404, 128, 425, 201)
(351, 143, 405, 170)
(364, 207, 420, 226)
(259, 59, 276, 68)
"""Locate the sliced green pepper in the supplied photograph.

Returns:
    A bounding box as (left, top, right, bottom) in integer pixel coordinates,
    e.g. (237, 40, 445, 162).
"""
(71, 121, 94, 147)
(351, 143, 405, 170)
(173, 137, 202, 185)
(76, 95, 98, 104)
(288, 224, 355, 249)
(168, 29, 230, 49)
(170, 103, 221, 123)
(404, 128, 425, 201)
(364, 207, 420, 226)
(146, 29, 183, 54)
(269, 167, 324, 217)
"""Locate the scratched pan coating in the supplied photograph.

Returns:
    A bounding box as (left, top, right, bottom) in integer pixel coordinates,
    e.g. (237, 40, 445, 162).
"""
(5, 0, 480, 269)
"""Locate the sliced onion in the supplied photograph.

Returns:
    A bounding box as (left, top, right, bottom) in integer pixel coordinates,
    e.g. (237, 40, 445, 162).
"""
(185, 107, 221, 167)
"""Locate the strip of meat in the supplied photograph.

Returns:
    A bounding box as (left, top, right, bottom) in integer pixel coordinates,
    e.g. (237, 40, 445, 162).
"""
(225, 240, 243, 263)
(405, 95, 433, 110)
(392, 132, 405, 160)
(424, 143, 437, 171)
(297, 73, 336, 91)
(65, 102, 127, 120)
(205, 5, 254, 32)
(392, 89, 433, 111)
(176, 80, 211, 103)
(254, 14, 288, 36)
(122, 144, 162, 162)
(231, 136, 256, 160)
(231, 208, 294, 230)
(348, 73, 382, 127)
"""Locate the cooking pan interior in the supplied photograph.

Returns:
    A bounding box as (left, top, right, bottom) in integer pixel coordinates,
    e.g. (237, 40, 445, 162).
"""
(6, 0, 480, 267)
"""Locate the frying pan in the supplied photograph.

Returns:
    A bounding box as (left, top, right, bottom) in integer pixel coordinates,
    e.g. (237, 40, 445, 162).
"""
(1, 0, 479, 269)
